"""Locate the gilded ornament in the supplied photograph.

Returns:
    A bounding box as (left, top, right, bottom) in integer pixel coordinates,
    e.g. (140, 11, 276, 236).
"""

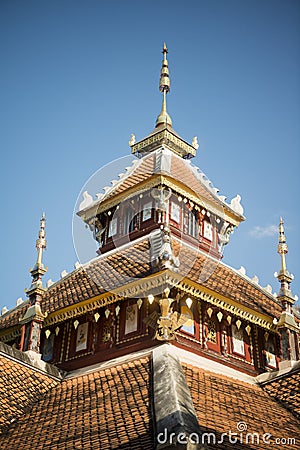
(236, 319, 242, 330)
(45, 329, 51, 339)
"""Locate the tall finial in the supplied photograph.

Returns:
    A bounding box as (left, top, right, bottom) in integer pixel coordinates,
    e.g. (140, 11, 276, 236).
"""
(274, 219, 299, 367)
(275, 217, 295, 311)
(156, 43, 173, 128)
(27, 213, 48, 298)
(20, 214, 48, 352)
(35, 213, 47, 269)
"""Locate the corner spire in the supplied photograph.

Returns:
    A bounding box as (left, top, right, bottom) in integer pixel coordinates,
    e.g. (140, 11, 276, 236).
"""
(275, 218, 295, 310)
(275, 218, 300, 367)
(27, 213, 48, 298)
(35, 213, 47, 269)
(20, 214, 48, 353)
(156, 43, 173, 128)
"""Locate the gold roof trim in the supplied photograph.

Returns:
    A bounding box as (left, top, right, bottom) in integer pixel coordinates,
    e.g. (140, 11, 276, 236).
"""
(131, 127, 196, 159)
(79, 173, 242, 226)
(78, 175, 163, 221)
(42, 269, 275, 331)
(44, 271, 172, 327)
(177, 278, 275, 331)
(162, 177, 243, 226)
(0, 326, 21, 343)
(43, 292, 119, 327)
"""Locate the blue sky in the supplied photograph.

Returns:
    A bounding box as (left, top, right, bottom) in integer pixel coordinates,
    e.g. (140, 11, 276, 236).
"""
(0, 0, 299, 312)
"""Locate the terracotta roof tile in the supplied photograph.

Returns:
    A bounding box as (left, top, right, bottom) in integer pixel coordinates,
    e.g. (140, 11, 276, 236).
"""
(183, 363, 300, 449)
(0, 357, 153, 450)
(1, 345, 299, 449)
(0, 349, 59, 433)
(0, 239, 151, 329)
(177, 243, 282, 318)
(81, 148, 238, 219)
(262, 369, 300, 420)
(1, 236, 280, 330)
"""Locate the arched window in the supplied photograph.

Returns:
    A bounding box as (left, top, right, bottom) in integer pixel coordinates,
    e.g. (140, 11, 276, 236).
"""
(123, 205, 138, 234)
(203, 315, 220, 353)
(123, 206, 134, 234)
(108, 217, 118, 237)
(187, 209, 199, 238)
(203, 220, 213, 241)
(231, 323, 245, 356)
(264, 334, 277, 368)
(180, 303, 195, 335)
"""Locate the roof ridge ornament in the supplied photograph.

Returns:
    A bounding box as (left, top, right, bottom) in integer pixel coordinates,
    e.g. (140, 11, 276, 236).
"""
(155, 43, 173, 128)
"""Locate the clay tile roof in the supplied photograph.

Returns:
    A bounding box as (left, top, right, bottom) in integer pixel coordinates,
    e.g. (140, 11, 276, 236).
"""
(0, 233, 281, 331)
(104, 154, 155, 200)
(183, 363, 300, 449)
(0, 356, 153, 450)
(0, 238, 151, 329)
(0, 301, 29, 330)
(80, 148, 241, 220)
(0, 342, 60, 434)
(176, 240, 282, 318)
(169, 154, 223, 208)
(261, 366, 300, 421)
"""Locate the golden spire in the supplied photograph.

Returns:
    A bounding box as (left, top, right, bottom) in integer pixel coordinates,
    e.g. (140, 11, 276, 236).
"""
(35, 213, 47, 269)
(156, 43, 173, 128)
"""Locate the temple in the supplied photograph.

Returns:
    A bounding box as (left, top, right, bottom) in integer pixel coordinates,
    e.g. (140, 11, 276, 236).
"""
(0, 45, 299, 449)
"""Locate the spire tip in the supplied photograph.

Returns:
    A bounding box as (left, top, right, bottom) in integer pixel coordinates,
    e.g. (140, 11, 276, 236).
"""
(156, 43, 172, 128)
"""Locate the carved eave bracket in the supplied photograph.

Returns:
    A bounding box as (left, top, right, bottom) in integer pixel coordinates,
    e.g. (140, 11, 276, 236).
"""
(218, 221, 235, 252)
(19, 303, 47, 325)
(149, 225, 180, 272)
(275, 311, 299, 333)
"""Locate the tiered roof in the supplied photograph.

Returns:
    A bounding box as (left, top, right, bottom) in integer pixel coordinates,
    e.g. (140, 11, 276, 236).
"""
(78, 146, 244, 226)
(0, 235, 281, 333)
(0, 44, 299, 449)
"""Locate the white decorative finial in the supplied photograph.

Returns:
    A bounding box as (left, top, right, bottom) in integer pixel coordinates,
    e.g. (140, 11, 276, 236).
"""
(129, 133, 136, 146)
(192, 136, 199, 150)
(46, 279, 54, 288)
(1, 306, 8, 315)
(79, 191, 93, 210)
(16, 298, 23, 306)
(237, 266, 246, 276)
(230, 194, 244, 215)
(74, 261, 81, 269)
(264, 284, 273, 294)
(252, 275, 259, 284)
(61, 270, 68, 278)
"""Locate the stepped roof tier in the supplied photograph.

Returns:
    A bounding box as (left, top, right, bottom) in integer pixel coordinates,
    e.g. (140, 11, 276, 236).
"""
(1, 234, 281, 335)
(78, 147, 245, 227)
